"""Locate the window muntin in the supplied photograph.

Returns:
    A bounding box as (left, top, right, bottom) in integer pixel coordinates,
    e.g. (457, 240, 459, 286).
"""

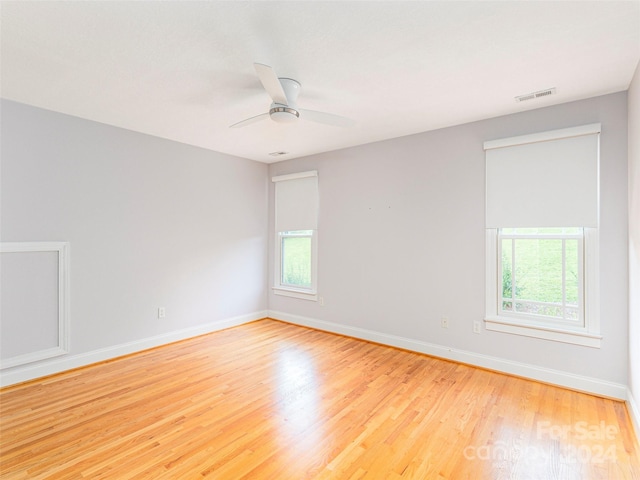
(280, 230, 313, 289)
(498, 228, 584, 327)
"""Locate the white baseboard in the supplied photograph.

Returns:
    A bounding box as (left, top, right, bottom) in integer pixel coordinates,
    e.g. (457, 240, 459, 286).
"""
(627, 389, 640, 442)
(4, 310, 630, 403)
(0, 310, 267, 388)
(269, 310, 628, 400)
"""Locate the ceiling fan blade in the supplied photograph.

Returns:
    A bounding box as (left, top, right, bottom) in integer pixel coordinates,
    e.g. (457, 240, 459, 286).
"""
(299, 109, 355, 127)
(254, 63, 288, 105)
(229, 112, 269, 128)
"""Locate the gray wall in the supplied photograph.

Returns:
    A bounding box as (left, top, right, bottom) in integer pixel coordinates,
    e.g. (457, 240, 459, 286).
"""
(1, 100, 268, 381)
(269, 92, 629, 386)
(1, 92, 632, 396)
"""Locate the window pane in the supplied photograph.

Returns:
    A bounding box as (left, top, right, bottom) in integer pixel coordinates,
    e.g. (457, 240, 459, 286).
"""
(498, 228, 585, 322)
(281, 236, 312, 288)
(501, 239, 513, 300)
(566, 307, 579, 320)
(514, 238, 563, 304)
(515, 302, 563, 318)
(565, 239, 579, 306)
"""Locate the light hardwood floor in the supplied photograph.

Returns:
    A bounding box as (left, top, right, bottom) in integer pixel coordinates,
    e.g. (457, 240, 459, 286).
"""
(1, 319, 639, 479)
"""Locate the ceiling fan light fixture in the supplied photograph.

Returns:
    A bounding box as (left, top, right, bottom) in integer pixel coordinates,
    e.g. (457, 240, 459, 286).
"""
(269, 106, 299, 123)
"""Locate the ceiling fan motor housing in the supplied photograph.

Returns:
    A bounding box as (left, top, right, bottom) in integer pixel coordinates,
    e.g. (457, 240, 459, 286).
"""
(269, 78, 301, 123)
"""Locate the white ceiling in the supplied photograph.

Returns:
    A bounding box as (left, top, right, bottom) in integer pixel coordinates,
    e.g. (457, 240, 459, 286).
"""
(2, 1, 639, 163)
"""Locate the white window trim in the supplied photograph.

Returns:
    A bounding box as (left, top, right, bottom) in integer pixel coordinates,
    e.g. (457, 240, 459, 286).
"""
(273, 230, 318, 301)
(483, 123, 601, 150)
(485, 229, 601, 348)
(272, 287, 318, 301)
(272, 170, 318, 183)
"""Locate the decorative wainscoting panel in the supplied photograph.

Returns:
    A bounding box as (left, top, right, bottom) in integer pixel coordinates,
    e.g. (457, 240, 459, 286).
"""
(1, 242, 70, 369)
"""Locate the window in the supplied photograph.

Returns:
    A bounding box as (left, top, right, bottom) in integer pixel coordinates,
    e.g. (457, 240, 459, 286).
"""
(280, 230, 314, 289)
(484, 124, 601, 347)
(499, 228, 583, 325)
(272, 171, 318, 300)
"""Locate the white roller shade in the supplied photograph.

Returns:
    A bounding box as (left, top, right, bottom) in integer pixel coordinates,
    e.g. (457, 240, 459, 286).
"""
(273, 171, 318, 232)
(484, 124, 600, 228)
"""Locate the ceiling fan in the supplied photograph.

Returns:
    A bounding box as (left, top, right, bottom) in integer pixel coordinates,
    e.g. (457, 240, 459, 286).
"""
(230, 63, 354, 129)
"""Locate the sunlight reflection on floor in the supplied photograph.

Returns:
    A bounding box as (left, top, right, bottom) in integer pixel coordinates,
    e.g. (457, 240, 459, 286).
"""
(274, 346, 327, 461)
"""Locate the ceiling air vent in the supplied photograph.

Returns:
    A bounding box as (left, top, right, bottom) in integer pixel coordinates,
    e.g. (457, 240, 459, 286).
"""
(515, 88, 557, 103)
(269, 151, 289, 157)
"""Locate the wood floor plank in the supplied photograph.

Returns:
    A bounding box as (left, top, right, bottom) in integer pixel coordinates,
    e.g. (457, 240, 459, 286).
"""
(1, 319, 639, 479)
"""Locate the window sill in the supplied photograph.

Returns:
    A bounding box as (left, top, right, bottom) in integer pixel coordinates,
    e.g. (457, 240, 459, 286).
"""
(484, 316, 602, 348)
(272, 287, 318, 301)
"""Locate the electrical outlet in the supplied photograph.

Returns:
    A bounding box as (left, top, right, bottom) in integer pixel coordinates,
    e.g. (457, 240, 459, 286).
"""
(441, 316, 449, 329)
(473, 320, 481, 334)
(158, 307, 166, 319)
